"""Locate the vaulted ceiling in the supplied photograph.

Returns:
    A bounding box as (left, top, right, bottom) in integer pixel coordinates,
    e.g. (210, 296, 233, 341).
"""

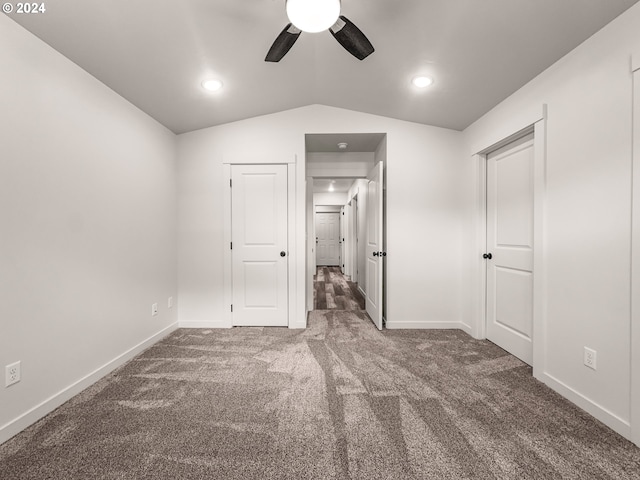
(8, 0, 639, 134)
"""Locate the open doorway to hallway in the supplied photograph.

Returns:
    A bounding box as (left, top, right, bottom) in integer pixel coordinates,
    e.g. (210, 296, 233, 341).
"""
(305, 133, 387, 329)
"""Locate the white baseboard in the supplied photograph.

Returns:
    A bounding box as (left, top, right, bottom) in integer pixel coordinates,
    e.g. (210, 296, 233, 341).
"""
(179, 320, 231, 328)
(458, 322, 473, 336)
(540, 371, 631, 441)
(385, 320, 466, 330)
(288, 323, 307, 329)
(180, 319, 308, 329)
(0, 322, 178, 446)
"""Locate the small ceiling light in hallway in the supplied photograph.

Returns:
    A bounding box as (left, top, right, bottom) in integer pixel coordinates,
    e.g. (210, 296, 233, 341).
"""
(202, 79, 223, 92)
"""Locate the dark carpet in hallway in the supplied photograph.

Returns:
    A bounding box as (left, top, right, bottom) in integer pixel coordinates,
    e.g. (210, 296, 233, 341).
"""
(1, 311, 639, 479)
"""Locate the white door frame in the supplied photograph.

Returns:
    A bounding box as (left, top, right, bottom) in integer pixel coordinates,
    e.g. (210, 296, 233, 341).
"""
(223, 161, 297, 328)
(471, 108, 547, 380)
(631, 52, 640, 447)
(349, 192, 359, 283)
(315, 211, 341, 266)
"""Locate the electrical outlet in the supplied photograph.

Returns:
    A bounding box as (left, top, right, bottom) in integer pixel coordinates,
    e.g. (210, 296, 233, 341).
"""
(584, 347, 597, 370)
(5, 361, 21, 387)
(168, 296, 173, 309)
(152, 303, 158, 316)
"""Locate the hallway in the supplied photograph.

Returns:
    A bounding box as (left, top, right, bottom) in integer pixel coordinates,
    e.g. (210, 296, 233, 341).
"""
(313, 266, 365, 311)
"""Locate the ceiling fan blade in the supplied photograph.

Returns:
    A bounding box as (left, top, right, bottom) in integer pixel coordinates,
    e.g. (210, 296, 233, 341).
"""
(265, 23, 302, 62)
(329, 16, 374, 60)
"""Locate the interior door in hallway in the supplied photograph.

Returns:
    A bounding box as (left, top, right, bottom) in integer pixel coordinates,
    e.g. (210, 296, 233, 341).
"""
(486, 134, 534, 365)
(366, 162, 384, 330)
(231, 164, 288, 326)
(316, 212, 341, 266)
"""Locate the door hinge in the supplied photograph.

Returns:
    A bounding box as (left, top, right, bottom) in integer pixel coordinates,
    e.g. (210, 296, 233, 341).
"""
(231, 304, 233, 312)
(230, 242, 232, 250)
(230, 179, 232, 187)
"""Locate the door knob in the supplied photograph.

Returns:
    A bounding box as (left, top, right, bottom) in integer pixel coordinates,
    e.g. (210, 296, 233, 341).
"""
(280, 251, 286, 257)
(373, 251, 379, 257)
(483, 253, 492, 259)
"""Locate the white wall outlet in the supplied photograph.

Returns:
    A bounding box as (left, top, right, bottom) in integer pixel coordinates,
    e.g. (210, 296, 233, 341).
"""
(584, 347, 597, 370)
(152, 303, 158, 316)
(168, 296, 173, 309)
(5, 361, 21, 387)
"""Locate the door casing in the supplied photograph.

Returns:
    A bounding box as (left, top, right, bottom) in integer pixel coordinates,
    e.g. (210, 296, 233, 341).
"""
(316, 212, 341, 266)
(223, 162, 297, 328)
(472, 115, 546, 380)
(630, 52, 640, 446)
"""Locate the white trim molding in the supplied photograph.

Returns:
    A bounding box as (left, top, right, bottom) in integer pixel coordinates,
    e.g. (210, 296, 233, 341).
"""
(531, 117, 548, 381)
(632, 50, 640, 73)
(471, 109, 547, 351)
(223, 160, 301, 329)
(386, 321, 471, 334)
(470, 153, 487, 340)
(0, 322, 178, 445)
(468, 104, 545, 156)
(631, 61, 640, 446)
(222, 163, 233, 328)
(541, 372, 631, 439)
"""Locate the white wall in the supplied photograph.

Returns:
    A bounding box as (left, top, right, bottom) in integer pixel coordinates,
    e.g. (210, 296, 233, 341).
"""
(0, 16, 178, 443)
(307, 152, 374, 177)
(314, 192, 348, 206)
(177, 105, 465, 330)
(462, 2, 640, 441)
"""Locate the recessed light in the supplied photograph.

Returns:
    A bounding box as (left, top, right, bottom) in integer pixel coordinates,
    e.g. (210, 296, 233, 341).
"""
(412, 76, 434, 88)
(202, 79, 223, 92)
(337, 142, 348, 150)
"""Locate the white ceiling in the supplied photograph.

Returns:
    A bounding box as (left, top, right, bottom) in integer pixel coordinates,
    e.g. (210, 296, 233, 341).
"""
(8, 0, 638, 134)
(313, 178, 356, 194)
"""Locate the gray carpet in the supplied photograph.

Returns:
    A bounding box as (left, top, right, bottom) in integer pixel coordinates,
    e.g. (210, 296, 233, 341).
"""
(1, 310, 639, 479)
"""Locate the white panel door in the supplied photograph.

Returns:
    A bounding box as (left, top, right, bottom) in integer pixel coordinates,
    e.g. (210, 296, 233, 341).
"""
(486, 134, 534, 365)
(316, 212, 340, 266)
(231, 164, 288, 326)
(366, 162, 384, 330)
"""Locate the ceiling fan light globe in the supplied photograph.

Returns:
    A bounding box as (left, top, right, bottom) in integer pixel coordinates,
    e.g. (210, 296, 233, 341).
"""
(286, 0, 341, 33)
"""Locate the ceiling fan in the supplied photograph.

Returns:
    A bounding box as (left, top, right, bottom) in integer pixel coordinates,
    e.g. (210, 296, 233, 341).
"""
(265, 0, 374, 62)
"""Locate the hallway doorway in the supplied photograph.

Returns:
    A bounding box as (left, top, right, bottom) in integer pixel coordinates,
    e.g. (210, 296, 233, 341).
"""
(313, 266, 365, 311)
(305, 132, 387, 329)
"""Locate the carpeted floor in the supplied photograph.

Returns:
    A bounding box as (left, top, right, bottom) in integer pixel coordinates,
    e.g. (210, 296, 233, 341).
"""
(1, 311, 640, 479)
